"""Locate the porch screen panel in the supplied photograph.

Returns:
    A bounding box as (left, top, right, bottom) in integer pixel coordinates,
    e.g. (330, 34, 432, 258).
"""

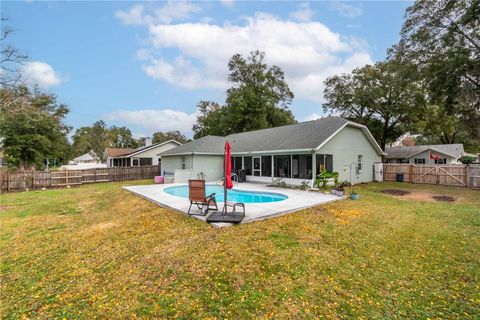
(244, 156, 252, 175)
(139, 158, 152, 166)
(316, 154, 333, 174)
(274, 155, 291, 178)
(261, 156, 272, 177)
(231, 157, 242, 171)
(292, 155, 313, 179)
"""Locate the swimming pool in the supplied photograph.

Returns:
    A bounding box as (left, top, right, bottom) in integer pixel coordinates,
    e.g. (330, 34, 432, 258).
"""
(163, 185, 288, 203)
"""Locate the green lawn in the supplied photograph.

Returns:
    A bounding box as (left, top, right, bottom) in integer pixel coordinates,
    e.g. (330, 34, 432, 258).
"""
(1, 181, 479, 319)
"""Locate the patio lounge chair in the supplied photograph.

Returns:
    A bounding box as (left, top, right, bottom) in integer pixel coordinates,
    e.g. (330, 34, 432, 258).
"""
(188, 180, 218, 215)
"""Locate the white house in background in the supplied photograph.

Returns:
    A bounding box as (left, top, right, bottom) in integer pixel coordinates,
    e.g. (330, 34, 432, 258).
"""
(69, 151, 99, 164)
(105, 139, 182, 169)
(60, 151, 107, 170)
(159, 117, 386, 186)
(385, 144, 477, 164)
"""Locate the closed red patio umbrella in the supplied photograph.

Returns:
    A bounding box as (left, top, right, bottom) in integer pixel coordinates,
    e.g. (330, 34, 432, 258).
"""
(223, 141, 234, 212)
(206, 140, 245, 223)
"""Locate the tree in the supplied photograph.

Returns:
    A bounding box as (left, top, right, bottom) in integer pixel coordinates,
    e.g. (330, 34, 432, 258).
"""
(0, 86, 70, 170)
(392, 0, 480, 150)
(71, 121, 110, 161)
(1, 18, 30, 114)
(192, 51, 296, 138)
(192, 101, 225, 139)
(225, 50, 295, 133)
(323, 60, 425, 149)
(152, 130, 190, 144)
(108, 126, 139, 149)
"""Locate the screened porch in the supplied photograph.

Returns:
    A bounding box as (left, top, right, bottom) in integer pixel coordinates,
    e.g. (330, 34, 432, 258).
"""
(230, 154, 333, 183)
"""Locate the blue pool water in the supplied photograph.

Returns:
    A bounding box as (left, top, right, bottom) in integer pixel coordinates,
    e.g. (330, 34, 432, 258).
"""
(164, 185, 288, 203)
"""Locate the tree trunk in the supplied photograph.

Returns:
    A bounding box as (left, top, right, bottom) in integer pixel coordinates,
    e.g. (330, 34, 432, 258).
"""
(18, 160, 25, 172)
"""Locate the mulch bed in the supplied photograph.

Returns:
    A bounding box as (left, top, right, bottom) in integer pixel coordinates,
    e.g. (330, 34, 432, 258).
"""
(432, 195, 455, 202)
(380, 189, 411, 196)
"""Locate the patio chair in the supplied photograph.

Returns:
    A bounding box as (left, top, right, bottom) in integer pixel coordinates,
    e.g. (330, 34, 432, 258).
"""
(188, 180, 218, 216)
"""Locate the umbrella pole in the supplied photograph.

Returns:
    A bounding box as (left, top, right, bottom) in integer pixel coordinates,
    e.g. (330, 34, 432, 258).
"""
(223, 147, 227, 215)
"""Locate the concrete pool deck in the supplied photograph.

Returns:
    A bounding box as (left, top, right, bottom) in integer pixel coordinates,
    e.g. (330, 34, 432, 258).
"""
(124, 182, 344, 227)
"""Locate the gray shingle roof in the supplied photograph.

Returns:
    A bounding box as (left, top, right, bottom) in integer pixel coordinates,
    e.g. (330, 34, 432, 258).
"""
(385, 144, 465, 159)
(160, 135, 227, 155)
(160, 117, 365, 156)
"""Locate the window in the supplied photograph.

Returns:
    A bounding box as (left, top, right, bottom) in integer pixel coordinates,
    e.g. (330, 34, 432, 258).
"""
(231, 157, 242, 171)
(414, 158, 425, 164)
(292, 155, 313, 179)
(261, 156, 272, 177)
(274, 155, 291, 178)
(435, 158, 447, 164)
(181, 156, 186, 169)
(244, 157, 252, 175)
(139, 158, 152, 166)
(357, 155, 363, 172)
(132, 158, 139, 166)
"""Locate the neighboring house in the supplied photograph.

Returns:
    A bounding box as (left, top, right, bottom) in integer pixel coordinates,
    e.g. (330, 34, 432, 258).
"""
(159, 117, 385, 185)
(70, 151, 99, 164)
(385, 144, 477, 165)
(105, 139, 182, 169)
(60, 151, 106, 170)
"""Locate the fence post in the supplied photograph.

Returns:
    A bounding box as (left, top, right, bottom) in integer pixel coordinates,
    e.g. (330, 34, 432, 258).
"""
(466, 165, 470, 188)
(32, 170, 36, 190)
(409, 165, 413, 183)
(7, 172, 10, 192)
(66, 169, 69, 187)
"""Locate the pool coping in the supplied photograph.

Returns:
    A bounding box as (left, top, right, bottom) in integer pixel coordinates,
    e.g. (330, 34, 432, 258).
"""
(123, 182, 345, 227)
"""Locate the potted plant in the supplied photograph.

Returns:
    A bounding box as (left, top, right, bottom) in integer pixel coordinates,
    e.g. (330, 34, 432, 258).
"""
(350, 181, 360, 200)
(331, 172, 339, 195)
(336, 184, 344, 197)
(315, 170, 333, 193)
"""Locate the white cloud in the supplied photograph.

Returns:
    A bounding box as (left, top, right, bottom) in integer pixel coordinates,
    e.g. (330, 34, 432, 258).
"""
(219, 0, 235, 8)
(144, 12, 371, 101)
(304, 113, 323, 121)
(329, 2, 363, 18)
(115, 4, 146, 25)
(21, 61, 62, 88)
(105, 109, 197, 136)
(115, 1, 201, 26)
(290, 2, 314, 22)
(116, 6, 372, 102)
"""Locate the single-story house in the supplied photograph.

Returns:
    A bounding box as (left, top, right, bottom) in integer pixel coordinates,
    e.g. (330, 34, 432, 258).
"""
(105, 139, 182, 168)
(384, 144, 477, 165)
(69, 151, 100, 164)
(62, 151, 106, 170)
(159, 117, 385, 186)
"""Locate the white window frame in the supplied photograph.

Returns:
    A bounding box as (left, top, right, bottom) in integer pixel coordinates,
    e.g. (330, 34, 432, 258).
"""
(357, 155, 363, 172)
(435, 157, 447, 165)
(181, 156, 186, 169)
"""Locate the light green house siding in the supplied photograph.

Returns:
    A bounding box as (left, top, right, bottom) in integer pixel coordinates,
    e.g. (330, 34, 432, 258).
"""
(161, 124, 383, 185)
(318, 126, 382, 183)
(162, 154, 224, 182)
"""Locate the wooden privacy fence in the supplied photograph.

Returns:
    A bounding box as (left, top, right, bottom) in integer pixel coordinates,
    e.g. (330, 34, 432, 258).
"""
(0, 165, 160, 192)
(383, 163, 480, 188)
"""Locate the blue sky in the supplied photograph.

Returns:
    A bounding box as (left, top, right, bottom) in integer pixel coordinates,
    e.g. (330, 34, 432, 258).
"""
(2, 0, 411, 138)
